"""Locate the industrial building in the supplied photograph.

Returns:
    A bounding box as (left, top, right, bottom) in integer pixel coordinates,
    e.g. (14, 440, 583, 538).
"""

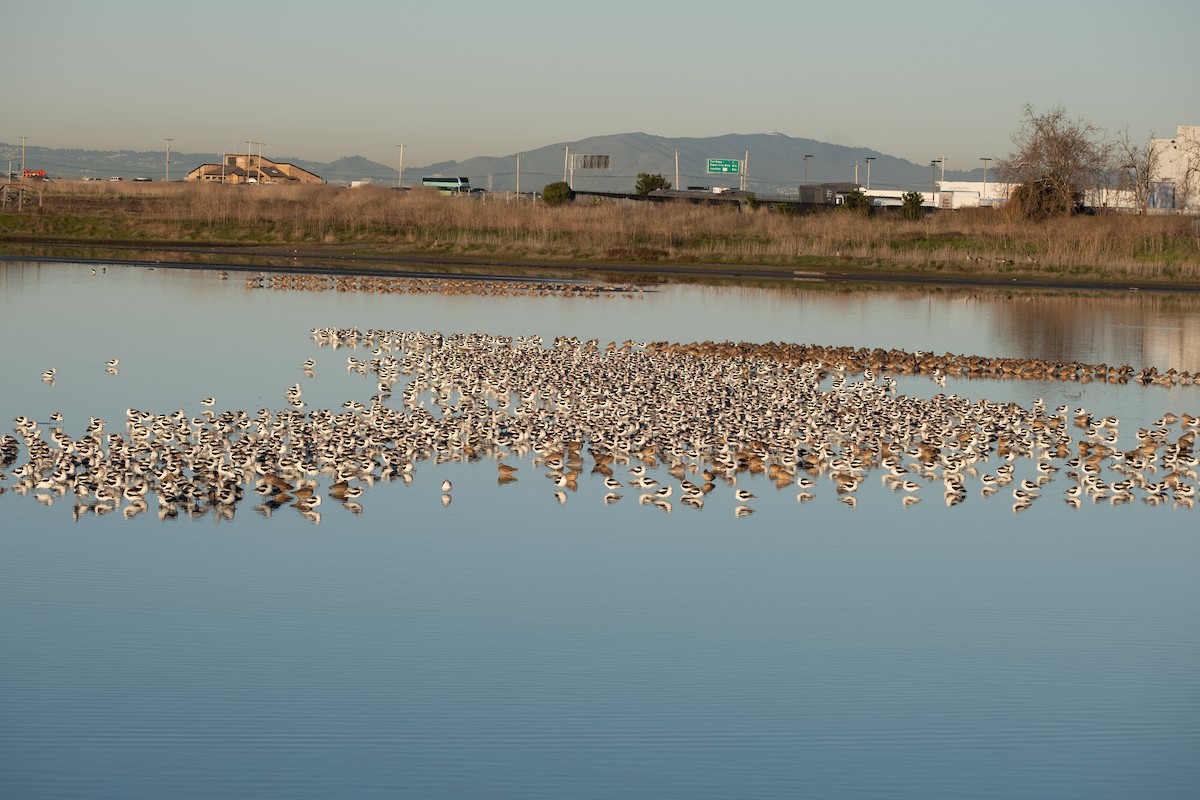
(1148, 125, 1200, 210)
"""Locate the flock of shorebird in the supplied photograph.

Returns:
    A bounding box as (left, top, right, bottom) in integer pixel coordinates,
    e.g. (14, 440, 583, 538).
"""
(245, 273, 645, 300)
(4, 327, 1198, 523)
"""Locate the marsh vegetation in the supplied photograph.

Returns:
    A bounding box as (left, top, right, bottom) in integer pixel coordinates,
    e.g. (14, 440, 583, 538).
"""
(3, 180, 1200, 284)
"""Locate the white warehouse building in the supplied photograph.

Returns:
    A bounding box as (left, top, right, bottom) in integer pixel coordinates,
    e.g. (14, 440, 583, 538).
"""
(1148, 125, 1200, 211)
(864, 125, 1200, 213)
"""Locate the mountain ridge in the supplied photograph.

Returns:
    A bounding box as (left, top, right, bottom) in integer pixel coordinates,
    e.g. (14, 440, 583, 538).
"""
(2, 133, 983, 193)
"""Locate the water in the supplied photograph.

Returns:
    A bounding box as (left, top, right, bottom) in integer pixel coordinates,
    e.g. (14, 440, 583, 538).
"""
(1, 260, 1198, 799)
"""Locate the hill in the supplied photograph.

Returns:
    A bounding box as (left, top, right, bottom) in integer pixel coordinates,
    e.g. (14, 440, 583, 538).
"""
(1, 134, 984, 193)
(439, 132, 980, 195)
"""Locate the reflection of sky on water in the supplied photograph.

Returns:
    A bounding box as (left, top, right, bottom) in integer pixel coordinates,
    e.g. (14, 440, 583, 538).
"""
(3, 259, 1198, 555)
(4, 260, 1198, 441)
(2, 260, 1199, 800)
(3, 259, 1198, 543)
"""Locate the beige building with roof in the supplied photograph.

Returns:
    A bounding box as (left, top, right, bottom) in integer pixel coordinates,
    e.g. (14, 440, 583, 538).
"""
(187, 153, 323, 185)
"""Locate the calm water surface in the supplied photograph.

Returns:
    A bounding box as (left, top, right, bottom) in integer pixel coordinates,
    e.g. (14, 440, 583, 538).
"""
(1, 261, 1198, 799)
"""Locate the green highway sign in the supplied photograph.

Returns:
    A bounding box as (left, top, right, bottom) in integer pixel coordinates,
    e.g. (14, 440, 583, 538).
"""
(706, 158, 741, 174)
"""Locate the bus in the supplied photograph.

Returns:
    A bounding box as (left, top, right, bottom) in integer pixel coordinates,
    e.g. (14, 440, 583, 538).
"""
(421, 176, 472, 194)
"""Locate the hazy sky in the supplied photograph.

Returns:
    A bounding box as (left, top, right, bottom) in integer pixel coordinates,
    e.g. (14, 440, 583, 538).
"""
(6, 0, 1196, 169)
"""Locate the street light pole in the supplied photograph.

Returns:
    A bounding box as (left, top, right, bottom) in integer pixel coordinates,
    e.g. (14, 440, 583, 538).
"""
(864, 157, 875, 190)
(931, 160, 941, 193)
(164, 138, 172, 182)
(980, 157, 992, 201)
(803, 154, 813, 185)
(396, 143, 405, 188)
(513, 153, 523, 196)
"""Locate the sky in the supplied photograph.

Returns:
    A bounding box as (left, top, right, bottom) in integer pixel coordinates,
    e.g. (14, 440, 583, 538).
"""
(6, 0, 1197, 170)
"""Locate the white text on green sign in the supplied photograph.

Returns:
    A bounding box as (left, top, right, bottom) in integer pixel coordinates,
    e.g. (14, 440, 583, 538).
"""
(706, 158, 741, 174)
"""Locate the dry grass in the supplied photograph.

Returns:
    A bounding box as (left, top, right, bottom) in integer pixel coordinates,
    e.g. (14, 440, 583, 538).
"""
(6, 180, 1200, 281)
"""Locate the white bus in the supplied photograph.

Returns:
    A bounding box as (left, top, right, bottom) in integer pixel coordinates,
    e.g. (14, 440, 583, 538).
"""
(421, 176, 471, 194)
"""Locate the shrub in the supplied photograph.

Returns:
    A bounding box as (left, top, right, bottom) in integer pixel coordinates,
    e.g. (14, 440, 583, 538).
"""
(541, 182, 573, 207)
(900, 191, 924, 220)
(841, 189, 871, 214)
(635, 173, 671, 195)
(1009, 179, 1083, 220)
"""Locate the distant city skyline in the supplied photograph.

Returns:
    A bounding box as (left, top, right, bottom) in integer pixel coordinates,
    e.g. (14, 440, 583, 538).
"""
(5, 0, 1195, 171)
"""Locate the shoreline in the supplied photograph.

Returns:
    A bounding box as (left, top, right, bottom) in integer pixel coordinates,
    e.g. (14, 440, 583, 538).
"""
(4, 241, 1198, 295)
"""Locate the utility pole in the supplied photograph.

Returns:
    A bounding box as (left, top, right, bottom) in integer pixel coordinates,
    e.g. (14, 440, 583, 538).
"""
(563, 146, 569, 186)
(940, 155, 946, 183)
(164, 138, 173, 182)
(864, 156, 875, 190)
(257, 141, 265, 182)
(513, 153, 523, 196)
(20, 136, 27, 180)
(980, 157, 992, 202)
(396, 143, 405, 188)
(674, 148, 679, 191)
(742, 149, 749, 191)
(246, 139, 252, 183)
(852, 161, 860, 184)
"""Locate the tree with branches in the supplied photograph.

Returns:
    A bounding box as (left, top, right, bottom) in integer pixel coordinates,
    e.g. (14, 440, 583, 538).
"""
(1115, 126, 1167, 214)
(1168, 131, 1200, 212)
(995, 104, 1114, 218)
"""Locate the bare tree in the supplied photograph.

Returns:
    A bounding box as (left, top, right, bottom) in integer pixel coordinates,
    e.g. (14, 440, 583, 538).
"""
(995, 104, 1114, 217)
(1170, 132, 1200, 212)
(1115, 126, 1166, 214)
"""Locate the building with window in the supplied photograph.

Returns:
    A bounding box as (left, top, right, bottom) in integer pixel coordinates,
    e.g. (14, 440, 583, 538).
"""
(1149, 125, 1200, 211)
(186, 153, 323, 185)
